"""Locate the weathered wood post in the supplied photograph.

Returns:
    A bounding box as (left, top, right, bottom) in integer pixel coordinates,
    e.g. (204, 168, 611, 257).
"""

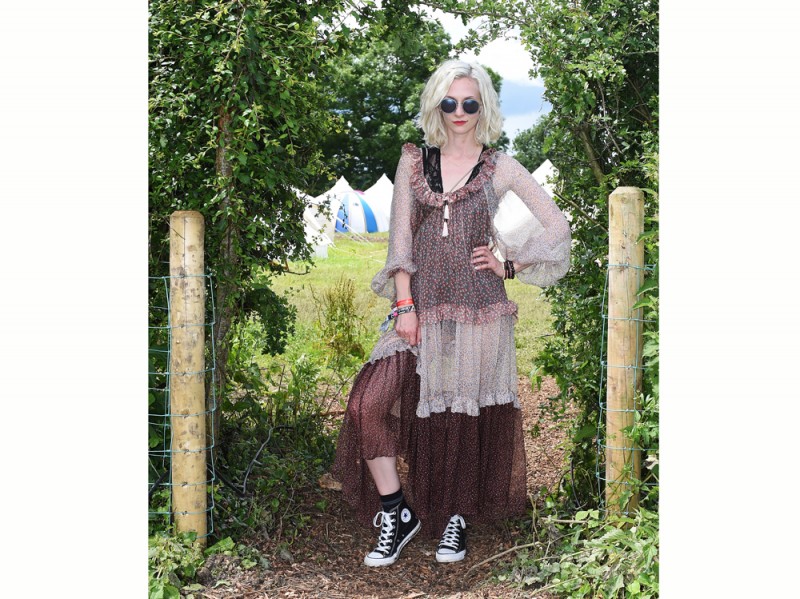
(606, 187, 644, 514)
(169, 210, 208, 544)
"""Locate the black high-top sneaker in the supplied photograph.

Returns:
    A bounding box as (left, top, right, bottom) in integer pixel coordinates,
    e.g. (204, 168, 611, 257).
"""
(363, 499, 421, 567)
(435, 514, 467, 563)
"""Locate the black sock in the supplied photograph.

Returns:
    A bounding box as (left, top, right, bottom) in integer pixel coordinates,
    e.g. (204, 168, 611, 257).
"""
(380, 488, 403, 512)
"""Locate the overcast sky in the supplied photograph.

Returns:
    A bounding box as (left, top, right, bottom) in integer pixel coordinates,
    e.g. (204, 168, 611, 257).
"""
(432, 9, 551, 149)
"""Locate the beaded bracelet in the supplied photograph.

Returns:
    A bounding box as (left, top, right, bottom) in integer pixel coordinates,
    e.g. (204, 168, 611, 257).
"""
(503, 260, 516, 280)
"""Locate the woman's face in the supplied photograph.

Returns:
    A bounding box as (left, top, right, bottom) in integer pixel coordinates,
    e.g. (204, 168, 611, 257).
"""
(441, 77, 481, 140)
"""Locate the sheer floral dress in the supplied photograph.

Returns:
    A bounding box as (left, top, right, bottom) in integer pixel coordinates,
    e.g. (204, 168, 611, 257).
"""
(332, 143, 571, 537)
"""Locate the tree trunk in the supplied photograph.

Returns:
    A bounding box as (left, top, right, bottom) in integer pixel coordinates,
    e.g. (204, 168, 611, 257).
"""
(208, 105, 240, 457)
(577, 124, 606, 186)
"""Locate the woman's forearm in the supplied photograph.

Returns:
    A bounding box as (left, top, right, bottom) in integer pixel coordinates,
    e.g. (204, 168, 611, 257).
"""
(394, 270, 413, 301)
(512, 260, 530, 274)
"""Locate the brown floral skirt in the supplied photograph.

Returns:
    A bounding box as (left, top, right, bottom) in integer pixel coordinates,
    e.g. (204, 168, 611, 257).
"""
(331, 350, 527, 538)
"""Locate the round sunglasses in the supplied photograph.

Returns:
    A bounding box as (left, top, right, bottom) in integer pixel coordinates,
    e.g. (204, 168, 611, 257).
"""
(439, 97, 481, 114)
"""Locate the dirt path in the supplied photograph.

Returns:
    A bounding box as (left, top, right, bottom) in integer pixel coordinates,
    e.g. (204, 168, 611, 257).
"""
(193, 377, 569, 598)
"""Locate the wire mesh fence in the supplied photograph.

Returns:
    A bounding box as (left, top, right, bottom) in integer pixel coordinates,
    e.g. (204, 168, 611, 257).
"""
(595, 261, 658, 512)
(148, 272, 217, 538)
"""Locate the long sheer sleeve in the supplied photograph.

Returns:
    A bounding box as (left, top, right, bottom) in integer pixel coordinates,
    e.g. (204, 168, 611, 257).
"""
(491, 154, 571, 287)
(371, 144, 418, 300)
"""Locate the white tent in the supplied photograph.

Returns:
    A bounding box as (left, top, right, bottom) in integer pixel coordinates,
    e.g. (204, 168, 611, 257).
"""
(492, 159, 567, 262)
(362, 174, 393, 232)
(298, 187, 336, 259)
(532, 159, 557, 196)
(327, 175, 354, 196)
(315, 176, 390, 235)
(532, 159, 572, 222)
(307, 176, 352, 256)
(312, 176, 348, 237)
(495, 159, 560, 226)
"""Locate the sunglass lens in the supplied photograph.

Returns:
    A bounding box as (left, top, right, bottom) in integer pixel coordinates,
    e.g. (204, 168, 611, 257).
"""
(463, 99, 480, 114)
(440, 98, 457, 113)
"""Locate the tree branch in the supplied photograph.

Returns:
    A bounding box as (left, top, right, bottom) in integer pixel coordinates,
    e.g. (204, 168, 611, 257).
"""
(466, 541, 540, 575)
(594, 82, 625, 158)
(553, 192, 608, 233)
(625, 74, 653, 125)
(415, 1, 528, 28)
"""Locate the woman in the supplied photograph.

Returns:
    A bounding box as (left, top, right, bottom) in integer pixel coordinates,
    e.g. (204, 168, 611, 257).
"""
(332, 59, 571, 567)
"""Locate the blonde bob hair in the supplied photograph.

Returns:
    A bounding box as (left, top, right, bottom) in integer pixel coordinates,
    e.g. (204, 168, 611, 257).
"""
(417, 60, 503, 148)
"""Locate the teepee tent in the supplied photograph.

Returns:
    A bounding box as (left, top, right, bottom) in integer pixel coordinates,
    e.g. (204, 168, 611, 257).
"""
(495, 159, 560, 227)
(326, 175, 355, 196)
(492, 159, 567, 262)
(362, 174, 393, 232)
(297, 188, 336, 259)
(303, 204, 335, 259)
(311, 176, 351, 245)
(335, 189, 382, 234)
(531, 159, 571, 222)
(532, 159, 557, 196)
(316, 176, 389, 235)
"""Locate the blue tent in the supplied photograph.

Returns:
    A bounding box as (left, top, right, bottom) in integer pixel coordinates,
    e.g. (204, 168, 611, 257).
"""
(335, 190, 380, 233)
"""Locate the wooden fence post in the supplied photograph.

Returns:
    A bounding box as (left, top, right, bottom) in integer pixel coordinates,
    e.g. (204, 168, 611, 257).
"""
(606, 187, 644, 514)
(169, 210, 208, 544)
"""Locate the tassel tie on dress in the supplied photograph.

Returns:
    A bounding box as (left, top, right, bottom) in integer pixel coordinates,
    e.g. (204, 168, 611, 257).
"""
(440, 152, 484, 238)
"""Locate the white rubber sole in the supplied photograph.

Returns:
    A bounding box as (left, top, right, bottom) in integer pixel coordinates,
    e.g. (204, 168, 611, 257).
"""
(436, 548, 466, 563)
(363, 520, 421, 567)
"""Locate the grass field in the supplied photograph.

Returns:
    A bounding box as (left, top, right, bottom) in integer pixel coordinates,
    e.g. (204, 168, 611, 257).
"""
(263, 233, 554, 381)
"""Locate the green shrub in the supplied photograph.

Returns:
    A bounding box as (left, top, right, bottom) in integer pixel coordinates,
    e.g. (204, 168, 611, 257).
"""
(313, 275, 367, 371)
(148, 532, 270, 599)
(148, 530, 204, 599)
(214, 353, 336, 542)
(500, 506, 659, 598)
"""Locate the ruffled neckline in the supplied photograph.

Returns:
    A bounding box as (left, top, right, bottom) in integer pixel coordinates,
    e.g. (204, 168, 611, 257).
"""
(403, 142, 497, 207)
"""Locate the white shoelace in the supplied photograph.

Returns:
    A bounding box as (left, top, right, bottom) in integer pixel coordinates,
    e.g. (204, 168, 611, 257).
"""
(372, 510, 396, 554)
(438, 515, 466, 550)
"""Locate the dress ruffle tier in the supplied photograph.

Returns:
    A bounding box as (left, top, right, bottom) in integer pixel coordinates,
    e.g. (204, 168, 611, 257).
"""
(331, 350, 527, 538)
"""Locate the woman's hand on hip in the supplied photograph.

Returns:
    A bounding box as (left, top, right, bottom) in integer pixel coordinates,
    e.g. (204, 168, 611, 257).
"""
(395, 311, 421, 346)
(472, 245, 504, 278)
